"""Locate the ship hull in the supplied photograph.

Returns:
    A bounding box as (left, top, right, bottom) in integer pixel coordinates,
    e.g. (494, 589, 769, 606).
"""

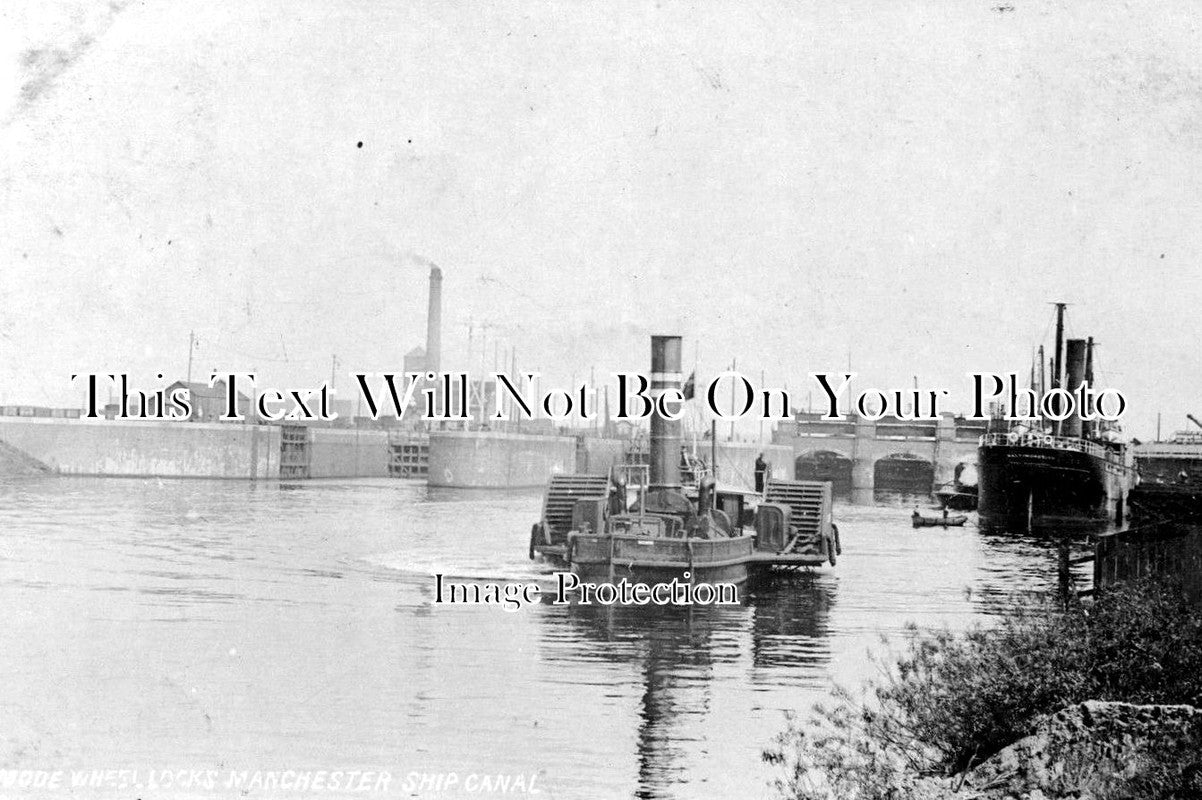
(934, 488, 978, 511)
(978, 443, 1128, 530)
(568, 533, 754, 585)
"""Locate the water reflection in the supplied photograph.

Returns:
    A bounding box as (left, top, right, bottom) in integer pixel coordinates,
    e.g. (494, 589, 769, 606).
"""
(971, 526, 1097, 614)
(539, 574, 836, 799)
(746, 573, 836, 673)
(870, 489, 936, 508)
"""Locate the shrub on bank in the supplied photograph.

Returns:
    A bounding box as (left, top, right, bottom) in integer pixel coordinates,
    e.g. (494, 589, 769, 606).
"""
(763, 578, 1202, 800)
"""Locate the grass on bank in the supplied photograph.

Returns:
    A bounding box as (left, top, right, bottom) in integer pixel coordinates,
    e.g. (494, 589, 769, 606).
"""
(763, 577, 1202, 800)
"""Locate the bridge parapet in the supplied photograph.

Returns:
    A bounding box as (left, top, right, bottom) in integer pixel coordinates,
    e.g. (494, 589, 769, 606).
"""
(780, 412, 981, 500)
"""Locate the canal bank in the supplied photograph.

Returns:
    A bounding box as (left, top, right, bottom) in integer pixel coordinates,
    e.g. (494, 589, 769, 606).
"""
(0, 417, 648, 488)
(0, 418, 600, 485)
(0, 417, 280, 479)
(426, 431, 576, 488)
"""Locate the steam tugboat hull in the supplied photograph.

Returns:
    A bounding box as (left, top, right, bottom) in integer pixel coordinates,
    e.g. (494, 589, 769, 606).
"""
(977, 441, 1126, 529)
(568, 533, 754, 585)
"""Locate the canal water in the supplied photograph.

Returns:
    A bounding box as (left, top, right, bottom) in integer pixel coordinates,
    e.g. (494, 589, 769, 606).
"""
(0, 478, 1083, 799)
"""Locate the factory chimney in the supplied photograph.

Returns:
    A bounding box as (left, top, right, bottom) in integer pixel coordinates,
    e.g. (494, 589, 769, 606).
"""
(649, 335, 683, 490)
(425, 265, 442, 373)
(1062, 338, 1087, 439)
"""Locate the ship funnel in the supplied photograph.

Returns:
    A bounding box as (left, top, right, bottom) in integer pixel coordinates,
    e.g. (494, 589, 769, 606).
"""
(426, 265, 442, 373)
(1062, 338, 1087, 438)
(649, 335, 683, 490)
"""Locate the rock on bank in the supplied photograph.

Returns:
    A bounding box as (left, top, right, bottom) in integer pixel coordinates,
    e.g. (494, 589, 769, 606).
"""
(914, 701, 1202, 799)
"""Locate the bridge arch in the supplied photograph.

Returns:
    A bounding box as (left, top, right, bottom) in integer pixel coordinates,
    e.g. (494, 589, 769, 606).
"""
(794, 449, 853, 496)
(873, 452, 934, 496)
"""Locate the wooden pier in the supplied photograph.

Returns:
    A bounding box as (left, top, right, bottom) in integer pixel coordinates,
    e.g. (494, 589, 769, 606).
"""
(1093, 520, 1202, 597)
(1057, 518, 1202, 604)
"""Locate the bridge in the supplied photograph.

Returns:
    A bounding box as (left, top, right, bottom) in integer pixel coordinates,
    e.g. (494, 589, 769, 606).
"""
(771, 412, 986, 502)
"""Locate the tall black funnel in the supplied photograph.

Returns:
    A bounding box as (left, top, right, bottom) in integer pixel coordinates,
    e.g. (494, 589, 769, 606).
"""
(649, 336, 683, 490)
(1063, 338, 1087, 439)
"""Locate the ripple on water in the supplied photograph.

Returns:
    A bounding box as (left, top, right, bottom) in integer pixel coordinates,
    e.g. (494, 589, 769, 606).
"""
(0, 478, 1078, 800)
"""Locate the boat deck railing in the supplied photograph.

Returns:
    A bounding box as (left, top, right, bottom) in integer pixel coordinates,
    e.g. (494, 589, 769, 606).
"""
(978, 431, 1126, 465)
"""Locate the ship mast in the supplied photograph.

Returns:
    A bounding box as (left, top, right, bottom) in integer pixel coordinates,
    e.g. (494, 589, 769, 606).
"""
(1051, 302, 1067, 436)
(1052, 302, 1066, 391)
(1037, 344, 1046, 399)
(1084, 336, 1095, 438)
(1084, 337, 1094, 385)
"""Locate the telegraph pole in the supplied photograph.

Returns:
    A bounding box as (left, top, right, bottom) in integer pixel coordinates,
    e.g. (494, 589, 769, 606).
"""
(729, 358, 737, 441)
(186, 331, 195, 385)
(759, 368, 765, 443)
(511, 348, 519, 433)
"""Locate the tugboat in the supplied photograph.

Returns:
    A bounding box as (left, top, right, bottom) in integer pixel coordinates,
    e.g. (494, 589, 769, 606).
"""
(977, 304, 1137, 530)
(529, 335, 839, 584)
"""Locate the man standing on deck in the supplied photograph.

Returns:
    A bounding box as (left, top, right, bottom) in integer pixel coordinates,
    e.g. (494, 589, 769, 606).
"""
(755, 453, 768, 493)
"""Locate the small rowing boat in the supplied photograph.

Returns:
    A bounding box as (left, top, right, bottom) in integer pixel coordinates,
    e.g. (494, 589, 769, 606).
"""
(912, 511, 968, 528)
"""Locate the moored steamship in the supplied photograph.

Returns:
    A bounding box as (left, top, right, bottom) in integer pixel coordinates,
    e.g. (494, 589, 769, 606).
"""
(977, 304, 1137, 530)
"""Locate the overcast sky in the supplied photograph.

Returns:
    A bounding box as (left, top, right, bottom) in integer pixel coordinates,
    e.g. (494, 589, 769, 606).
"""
(2, 1, 1200, 438)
